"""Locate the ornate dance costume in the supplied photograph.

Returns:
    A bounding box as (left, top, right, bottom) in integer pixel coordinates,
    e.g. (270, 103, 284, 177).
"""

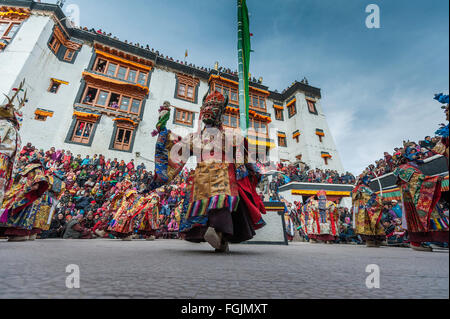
(151, 92, 266, 252)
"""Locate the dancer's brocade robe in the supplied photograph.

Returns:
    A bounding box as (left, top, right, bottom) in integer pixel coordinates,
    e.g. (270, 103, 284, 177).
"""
(32, 174, 66, 232)
(0, 163, 49, 233)
(153, 127, 266, 236)
(351, 185, 385, 237)
(394, 164, 449, 241)
(109, 190, 140, 235)
(302, 195, 339, 238)
(132, 193, 160, 234)
(0, 119, 21, 207)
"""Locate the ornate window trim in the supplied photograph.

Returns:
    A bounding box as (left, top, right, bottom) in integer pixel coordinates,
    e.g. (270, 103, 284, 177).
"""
(173, 107, 195, 128)
(109, 120, 137, 153)
(174, 73, 200, 104)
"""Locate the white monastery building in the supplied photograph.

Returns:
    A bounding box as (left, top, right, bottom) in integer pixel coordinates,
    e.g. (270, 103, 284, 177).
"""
(0, 0, 345, 173)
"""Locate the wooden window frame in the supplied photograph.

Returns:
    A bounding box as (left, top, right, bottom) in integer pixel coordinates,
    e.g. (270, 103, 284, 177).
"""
(176, 74, 198, 103)
(93, 57, 149, 85)
(213, 82, 267, 111)
(223, 113, 239, 128)
(48, 79, 61, 94)
(278, 135, 287, 148)
(81, 85, 142, 115)
(174, 108, 194, 126)
(71, 119, 95, 144)
(49, 35, 61, 54)
(294, 136, 300, 143)
(64, 49, 75, 62)
(137, 71, 147, 86)
(275, 108, 284, 121)
(249, 118, 268, 138)
(323, 157, 329, 165)
(113, 125, 134, 151)
(307, 99, 318, 115)
(249, 93, 267, 112)
(0, 21, 20, 40)
(34, 114, 47, 121)
(287, 102, 297, 118)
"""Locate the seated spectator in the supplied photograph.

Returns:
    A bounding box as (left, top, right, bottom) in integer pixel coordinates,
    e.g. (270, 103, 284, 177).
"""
(63, 215, 93, 239)
(40, 213, 66, 239)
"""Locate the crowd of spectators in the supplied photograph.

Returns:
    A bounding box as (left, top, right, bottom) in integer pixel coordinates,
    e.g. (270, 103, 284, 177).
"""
(256, 161, 355, 201)
(18, 143, 190, 240)
(360, 135, 443, 178)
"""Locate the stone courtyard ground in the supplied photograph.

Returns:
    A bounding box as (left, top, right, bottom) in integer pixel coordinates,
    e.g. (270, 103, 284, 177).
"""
(0, 239, 448, 299)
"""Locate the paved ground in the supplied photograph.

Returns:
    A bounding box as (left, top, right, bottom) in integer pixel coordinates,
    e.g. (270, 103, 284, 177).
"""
(0, 239, 448, 299)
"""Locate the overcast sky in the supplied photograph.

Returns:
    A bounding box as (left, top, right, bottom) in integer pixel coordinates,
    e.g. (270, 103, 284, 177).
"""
(52, 0, 449, 174)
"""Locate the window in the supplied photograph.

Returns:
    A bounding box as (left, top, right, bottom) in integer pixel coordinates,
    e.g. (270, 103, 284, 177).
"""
(106, 63, 117, 77)
(230, 89, 238, 102)
(187, 86, 194, 99)
(93, 57, 149, 85)
(223, 114, 239, 128)
(178, 83, 186, 97)
(127, 69, 137, 83)
(287, 101, 297, 118)
(278, 134, 287, 147)
(130, 99, 141, 114)
(1, 22, 20, 39)
(307, 99, 318, 114)
(83, 87, 98, 104)
(64, 49, 75, 62)
(176, 74, 199, 103)
(120, 96, 131, 112)
(0, 23, 7, 36)
(223, 87, 230, 98)
(137, 72, 147, 85)
(249, 119, 268, 136)
(108, 93, 120, 108)
(275, 108, 284, 121)
(174, 108, 194, 126)
(114, 127, 133, 151)
(316, 129, 325, 143)
(34, 109, 53, 121)
(72, 120, 95, 144)
(248, 93, 266, 111)
(81, 86, 142, 114)
(49, 35, 61, 54)
(95, 59, 107, 73)
(96, 91, 109, 106)
(117, 66, 127, 80)
(177, 82, 195, 101)
(293, 131, 300, 143)
(321, 152, 332, 165)
(35, 114, 47, 121)
(48, 79, 61, 94)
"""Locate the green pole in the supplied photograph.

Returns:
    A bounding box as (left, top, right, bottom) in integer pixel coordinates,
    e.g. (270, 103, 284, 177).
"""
(237, 0, 251, 137)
